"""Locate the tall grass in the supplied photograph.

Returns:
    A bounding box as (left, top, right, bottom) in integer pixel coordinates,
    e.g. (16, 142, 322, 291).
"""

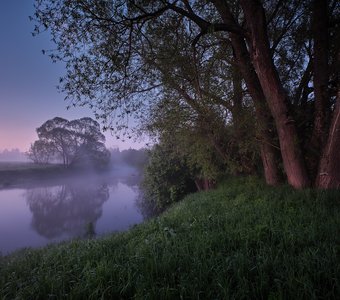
(1, 177, 339, 299)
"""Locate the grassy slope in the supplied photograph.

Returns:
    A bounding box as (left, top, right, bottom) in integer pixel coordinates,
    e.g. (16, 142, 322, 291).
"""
(0, 177, 339, 299)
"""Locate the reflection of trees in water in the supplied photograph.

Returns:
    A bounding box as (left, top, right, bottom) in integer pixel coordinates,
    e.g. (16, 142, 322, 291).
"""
(135, 191, 162, 221)
(118, 171, 151, 219)
(120, 173, 142, 188)
(118, 170, 161, 220)
(105, 169, 142, 196)
(97, 168, 141, 190)
(26, 181, 109, 239)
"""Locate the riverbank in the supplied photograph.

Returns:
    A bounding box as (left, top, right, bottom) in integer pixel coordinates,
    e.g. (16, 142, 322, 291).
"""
(0, 162, 122, 189)
(1, 177, 339, 299)
(0, 162, 69, 189)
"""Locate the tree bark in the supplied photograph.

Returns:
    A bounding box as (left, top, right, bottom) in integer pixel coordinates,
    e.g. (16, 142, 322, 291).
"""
(195, 178, 216, 191)
(212, 0, 282, 186)
(240, 0, 310, 188)
(310, 0, 330, 179)
(231, 38, 282, 186)
(316, 88, 340, 188)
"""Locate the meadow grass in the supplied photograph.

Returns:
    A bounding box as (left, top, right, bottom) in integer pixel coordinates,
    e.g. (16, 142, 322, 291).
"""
(0, 177, 339, 299)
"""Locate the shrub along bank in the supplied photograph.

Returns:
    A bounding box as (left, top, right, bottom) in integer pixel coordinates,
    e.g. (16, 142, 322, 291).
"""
(0, 177, 339, 299)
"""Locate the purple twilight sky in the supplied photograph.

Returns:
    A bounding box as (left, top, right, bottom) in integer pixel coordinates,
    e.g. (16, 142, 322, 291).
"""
(0, 0, 145, 151)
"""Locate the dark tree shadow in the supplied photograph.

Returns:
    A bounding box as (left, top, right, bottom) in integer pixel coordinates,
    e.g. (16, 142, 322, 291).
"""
(26, 180, 109, 239)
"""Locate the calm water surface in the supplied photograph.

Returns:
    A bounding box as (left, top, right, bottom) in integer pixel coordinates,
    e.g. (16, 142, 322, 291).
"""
(0, 168, 145, 255)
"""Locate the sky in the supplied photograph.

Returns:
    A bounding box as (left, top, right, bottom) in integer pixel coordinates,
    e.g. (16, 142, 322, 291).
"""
(0, 0, 145, 152)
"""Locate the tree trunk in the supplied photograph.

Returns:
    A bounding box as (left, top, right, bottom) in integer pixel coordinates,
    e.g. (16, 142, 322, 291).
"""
(231, 38, 282, 186)
(195, 178, 216, 191)
(240, 0, 310, 188)
(315, 88, 340, 188)
(310, 0, 330, 179)
(212, 0, 282, 186)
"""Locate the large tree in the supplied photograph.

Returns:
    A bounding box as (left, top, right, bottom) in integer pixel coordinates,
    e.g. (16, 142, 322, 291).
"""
(29, 117, 110, 168)
(33, 0, 340, 188)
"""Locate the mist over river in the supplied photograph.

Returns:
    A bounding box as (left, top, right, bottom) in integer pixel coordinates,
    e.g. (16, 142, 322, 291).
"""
(0, 166, 145, 255)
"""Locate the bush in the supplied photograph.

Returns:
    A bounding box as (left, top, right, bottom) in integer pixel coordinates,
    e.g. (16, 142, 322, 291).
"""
(141, 143, 196, 213)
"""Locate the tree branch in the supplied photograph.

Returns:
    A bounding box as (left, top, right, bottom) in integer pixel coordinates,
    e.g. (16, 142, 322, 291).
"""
(293, 59, 313, 106)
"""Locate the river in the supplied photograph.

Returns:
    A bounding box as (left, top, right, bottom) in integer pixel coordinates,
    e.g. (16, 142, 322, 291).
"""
(0, 167, 145, 255)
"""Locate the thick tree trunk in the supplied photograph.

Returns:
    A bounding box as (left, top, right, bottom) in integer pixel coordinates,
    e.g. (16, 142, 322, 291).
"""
(212, 0, 282, 186)
(231, 39, 282, 186)
(195, 178, 216, 191)
(316, 89, 340, 188)
(310, 0, 330, 179)
(240, 0, 310, 188)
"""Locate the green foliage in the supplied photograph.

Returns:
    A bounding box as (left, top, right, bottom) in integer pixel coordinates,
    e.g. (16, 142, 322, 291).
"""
(142, 143, 197, 212)
(183, 132, 226, 180)
(1, 178, 340, 299)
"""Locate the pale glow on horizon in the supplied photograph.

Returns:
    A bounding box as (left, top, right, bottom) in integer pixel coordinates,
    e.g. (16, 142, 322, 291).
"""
(0, 113, 147, 152)
(0, 129, 146, 152)
(0, 131, 36, 152)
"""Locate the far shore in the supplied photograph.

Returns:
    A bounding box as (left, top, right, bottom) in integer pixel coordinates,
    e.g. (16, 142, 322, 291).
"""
(0, 161, 137, 189)
(0, 162, 74, 189)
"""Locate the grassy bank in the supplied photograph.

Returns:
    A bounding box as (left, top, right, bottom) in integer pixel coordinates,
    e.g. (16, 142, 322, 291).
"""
(1, 177, 339, 299)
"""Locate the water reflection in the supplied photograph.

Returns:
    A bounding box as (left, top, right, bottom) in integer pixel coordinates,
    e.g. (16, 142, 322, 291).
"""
(26, 181, 109, 239)
(135, 192, 163, 220)
(0, 169, 148, 254)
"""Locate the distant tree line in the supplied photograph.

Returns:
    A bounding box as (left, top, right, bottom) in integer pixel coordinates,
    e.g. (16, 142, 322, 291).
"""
(110, 148, 149, 170)
(0, 149, 28, 162)
(27, 117, 110, 169)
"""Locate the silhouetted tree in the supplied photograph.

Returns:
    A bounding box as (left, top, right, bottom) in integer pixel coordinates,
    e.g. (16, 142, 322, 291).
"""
(29, 117, 110, 168)
(27, 140, 55, 164)
(142, 142, 197, 212)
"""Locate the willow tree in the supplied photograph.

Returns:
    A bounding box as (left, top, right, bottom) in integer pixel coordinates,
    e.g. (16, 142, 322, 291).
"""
(32, 117, 110, 168)
(33, 0, 339, 188)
